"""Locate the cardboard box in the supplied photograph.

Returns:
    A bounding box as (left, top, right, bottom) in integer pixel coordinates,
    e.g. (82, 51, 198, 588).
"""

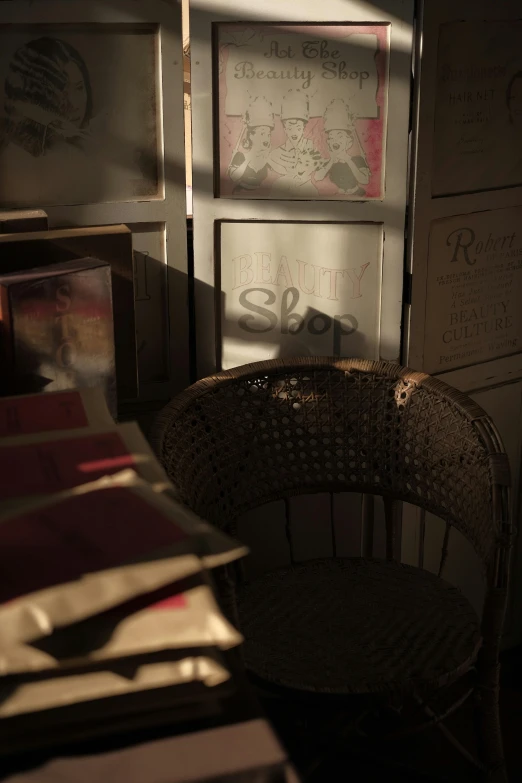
(0, 225, 137, 401)
(0, 210, 48, 234)
(0, 257, 117, 417)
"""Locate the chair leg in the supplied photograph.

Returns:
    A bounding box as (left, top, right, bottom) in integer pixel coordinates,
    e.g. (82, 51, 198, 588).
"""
(474, 664, 507, 782)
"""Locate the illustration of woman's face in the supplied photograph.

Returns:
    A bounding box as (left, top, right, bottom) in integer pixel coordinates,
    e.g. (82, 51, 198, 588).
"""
(508, 75, 522, 127)
(283, 119, 305, 147)
(64, 62, 88, 125)
(249, 125, 271, 152)
(327, 129, 353, 153)
(3, 37, 92, 157)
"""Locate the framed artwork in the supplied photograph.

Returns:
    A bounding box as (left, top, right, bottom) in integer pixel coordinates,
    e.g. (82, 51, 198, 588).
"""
(0, 23, 161, 208)
(218, 220, 383, 369)
(215, 23, 390, 200)
(433, 20, 522, 197)
(424, 206, 522, 373)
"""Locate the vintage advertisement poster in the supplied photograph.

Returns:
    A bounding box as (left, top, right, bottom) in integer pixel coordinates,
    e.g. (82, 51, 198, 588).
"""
(433, 21, 522, 196)
(0, 25, 160, 208)
(216, 24, 390, 200)
(424, 207, 522, 373)
(218, 221, 383, 370)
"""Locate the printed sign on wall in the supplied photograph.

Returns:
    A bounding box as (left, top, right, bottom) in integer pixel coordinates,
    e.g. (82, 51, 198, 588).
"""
(216, 24, 390, 200)
(0, 25, 160, 208)
(424, 207, 522, 373)
(433, 21, 522, 197)
(218, 221, 383, 370)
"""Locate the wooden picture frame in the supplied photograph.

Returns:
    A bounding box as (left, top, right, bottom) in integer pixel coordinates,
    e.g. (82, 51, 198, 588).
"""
(216, 219, 383, 369)
(215, 22, 390, 201)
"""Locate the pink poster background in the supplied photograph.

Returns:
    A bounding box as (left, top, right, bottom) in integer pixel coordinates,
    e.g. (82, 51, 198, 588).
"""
(217, 24, 389, 200)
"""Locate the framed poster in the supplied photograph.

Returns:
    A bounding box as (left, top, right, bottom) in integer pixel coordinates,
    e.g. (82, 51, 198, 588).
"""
(423, 206, 522, 373)
(218, 221, 383, 369)
(0, 23, 160, 209)
(215, 23, 390, 201)
(432, 20, 522, 197)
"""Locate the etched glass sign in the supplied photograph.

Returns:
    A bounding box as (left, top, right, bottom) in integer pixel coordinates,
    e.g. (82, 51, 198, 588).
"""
(218, 221, 383, 369)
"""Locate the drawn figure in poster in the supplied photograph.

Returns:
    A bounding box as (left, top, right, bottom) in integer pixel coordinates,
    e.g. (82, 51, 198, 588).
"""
(0, 30, 159, 208)
(315, 100, 370, 197)
(0, 37, 92, 158)
(218, 24, 389, 200)
(268, 89, 325, 194)
(227, 96, 279, 193)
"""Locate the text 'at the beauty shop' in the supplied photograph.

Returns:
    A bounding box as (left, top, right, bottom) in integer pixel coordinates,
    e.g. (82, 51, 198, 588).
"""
(234, 39, 370, 90)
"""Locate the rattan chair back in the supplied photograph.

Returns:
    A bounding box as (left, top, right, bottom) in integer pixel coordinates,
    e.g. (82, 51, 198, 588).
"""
(152, 358, 511, 575)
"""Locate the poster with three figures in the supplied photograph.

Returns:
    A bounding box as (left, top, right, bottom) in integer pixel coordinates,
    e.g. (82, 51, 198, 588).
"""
(216, 23, 390, 200)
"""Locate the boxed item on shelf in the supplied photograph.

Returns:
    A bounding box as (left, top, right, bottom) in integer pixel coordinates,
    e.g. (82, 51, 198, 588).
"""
(0, 225, 137, 401)
(0, 257, 117, 416)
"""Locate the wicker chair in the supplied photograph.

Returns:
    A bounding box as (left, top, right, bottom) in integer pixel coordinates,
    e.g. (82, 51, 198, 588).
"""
(151, 358, 514, 781)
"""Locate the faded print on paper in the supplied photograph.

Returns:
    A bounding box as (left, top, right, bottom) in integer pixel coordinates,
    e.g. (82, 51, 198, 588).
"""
(0, 26, 159, 208)
(433, 21, 522, 196)
(424, 207, 522, 374)
(219, 222, 383, 370)
(216, 24, 390, 200)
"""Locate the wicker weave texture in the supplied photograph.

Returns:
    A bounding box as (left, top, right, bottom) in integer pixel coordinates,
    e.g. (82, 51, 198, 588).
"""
(152, 358, 513, 779)
(238, 558, 481, 695)
(153, 359, 505, 566)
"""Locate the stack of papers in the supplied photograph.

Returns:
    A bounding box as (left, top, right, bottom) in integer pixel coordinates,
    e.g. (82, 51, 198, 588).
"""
(0, 389, 247, 752)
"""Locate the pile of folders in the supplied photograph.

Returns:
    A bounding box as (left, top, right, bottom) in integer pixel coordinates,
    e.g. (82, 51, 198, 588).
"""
(0, 385, 247, 754)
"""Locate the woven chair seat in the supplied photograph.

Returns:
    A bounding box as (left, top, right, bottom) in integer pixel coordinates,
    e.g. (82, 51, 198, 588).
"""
(238, 558, 481, 696)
